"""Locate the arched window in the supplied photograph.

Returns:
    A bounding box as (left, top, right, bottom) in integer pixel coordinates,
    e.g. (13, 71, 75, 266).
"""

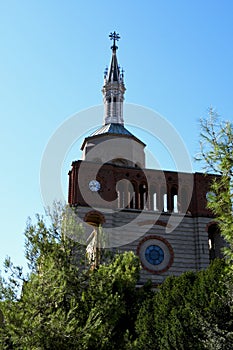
(153, 193, 157, 211)
(159, 186, 167, 212)
(84, 210, 105, 226)
(139, 183, 148, 210)
(149, 185, 158, 211)
(171, 186, 178, 213)
(117, 181, 125, 209)
(128, 182, 136, 209)
(173, 195, 178, 213)
(208, 223, 225, 260)
(163, 193, 168, 212)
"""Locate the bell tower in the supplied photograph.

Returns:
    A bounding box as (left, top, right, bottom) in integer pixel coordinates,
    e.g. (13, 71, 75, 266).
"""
(68, 32, 223, 286)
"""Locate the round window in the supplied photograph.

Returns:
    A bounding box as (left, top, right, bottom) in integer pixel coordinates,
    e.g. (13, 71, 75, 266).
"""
(137, 235, 174, 274)
(145, 245, 164, 265)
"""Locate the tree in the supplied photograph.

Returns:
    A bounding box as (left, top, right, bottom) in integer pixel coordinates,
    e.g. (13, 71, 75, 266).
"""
(0, 204, 145, 349)
(197, 108, 233, 269)
(134, 259, 233, 350)
(0, 204, 88, 349)
(79, 251, 141, 350)
(193, 108, 233, 348)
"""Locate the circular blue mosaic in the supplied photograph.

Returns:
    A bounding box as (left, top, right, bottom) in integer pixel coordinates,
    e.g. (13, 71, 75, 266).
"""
(145, 245, 164, 265)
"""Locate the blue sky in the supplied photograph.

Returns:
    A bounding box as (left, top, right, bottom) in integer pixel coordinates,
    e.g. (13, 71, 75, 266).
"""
(1, 0, 233, 270)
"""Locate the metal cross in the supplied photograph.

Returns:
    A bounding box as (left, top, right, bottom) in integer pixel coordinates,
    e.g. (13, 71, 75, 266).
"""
(109, 31, 120, 49)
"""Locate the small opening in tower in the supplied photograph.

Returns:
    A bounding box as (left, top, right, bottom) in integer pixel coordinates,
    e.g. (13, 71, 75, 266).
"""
(208, 223, 224, 261)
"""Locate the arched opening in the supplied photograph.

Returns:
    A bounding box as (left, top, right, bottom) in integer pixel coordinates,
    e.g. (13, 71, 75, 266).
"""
(171, 186, 178, 213)
(117, 179, 137, 210)
(84, 210, 105, 226)
(208, 223, 225, 260)
(84, 211, 105, 268)
(149, 184, 158, 211)
(139, 183, 148, 210)
(159, 186, 166, 212)
(173, 195, 178, 213)
(153, 193, 157, 211)
(128, 182, 136, 209)
(117, 181, 125, 209)
(163, 193, 168, 212)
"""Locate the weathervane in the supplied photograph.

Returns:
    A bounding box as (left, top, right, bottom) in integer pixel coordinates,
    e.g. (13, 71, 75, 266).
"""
(109, 31, 120, 50)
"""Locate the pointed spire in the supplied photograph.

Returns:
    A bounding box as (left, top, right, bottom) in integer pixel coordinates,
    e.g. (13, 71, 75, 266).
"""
(107, 31, 121, 83)
(102, 31, 126, 125)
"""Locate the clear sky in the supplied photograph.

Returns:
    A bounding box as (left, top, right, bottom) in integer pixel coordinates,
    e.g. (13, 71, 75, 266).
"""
(1, 0, 233, 270)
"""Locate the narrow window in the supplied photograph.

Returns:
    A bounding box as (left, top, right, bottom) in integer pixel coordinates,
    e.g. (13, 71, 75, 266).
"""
(130, 191, 135, 209)
(139, 184, 147, 210)
(171, 186, 178, 213)
(208, 224, 225, 260)
(173, 195, 178, 213)
(163, 193, 168, 212)
(153, 193, 157, 211)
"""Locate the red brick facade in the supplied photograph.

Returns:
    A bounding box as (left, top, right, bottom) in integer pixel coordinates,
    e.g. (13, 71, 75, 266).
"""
(68, 160, 217, 218)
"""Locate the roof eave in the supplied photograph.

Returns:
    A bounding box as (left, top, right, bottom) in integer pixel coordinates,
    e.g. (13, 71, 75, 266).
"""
(80, 132, 146, 151)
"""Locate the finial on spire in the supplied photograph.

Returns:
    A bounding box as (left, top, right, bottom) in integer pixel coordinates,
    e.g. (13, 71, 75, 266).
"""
(109, 31, 120, 50)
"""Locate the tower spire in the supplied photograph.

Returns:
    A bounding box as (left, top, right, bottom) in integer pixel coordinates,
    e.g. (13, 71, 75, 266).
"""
(102, 31, 126, 125)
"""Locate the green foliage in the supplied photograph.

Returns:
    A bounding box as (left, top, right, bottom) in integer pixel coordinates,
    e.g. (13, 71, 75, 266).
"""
(134, 259, 233, 350)
(197, 108, 233, 268)
(80, 252, 141, 350)
(196, 108, 233, 348)
(0, 205, 145, 349)
(0, 205, 88, 349)
(1, 199, 233, 349)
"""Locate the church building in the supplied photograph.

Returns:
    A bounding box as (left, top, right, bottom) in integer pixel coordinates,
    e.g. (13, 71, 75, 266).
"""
(68, 32, 223, 285)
